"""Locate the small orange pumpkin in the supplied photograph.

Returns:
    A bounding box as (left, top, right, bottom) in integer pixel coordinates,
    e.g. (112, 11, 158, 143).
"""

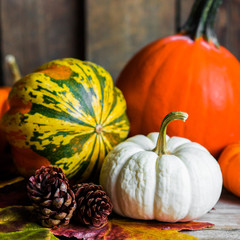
(218, 143, 240, 197)
(0, 86, 11, 153)
(0, 55, 21, 157)
(0, 86, 11, 116)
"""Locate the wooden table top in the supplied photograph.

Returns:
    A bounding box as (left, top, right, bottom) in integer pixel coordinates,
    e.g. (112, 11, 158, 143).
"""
(183, 189, 240, 240)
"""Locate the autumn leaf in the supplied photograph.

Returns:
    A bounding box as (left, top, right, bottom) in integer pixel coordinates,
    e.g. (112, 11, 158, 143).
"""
(110, 216, 214, 231)
(0, 206, 59, 240)
(0, 228, 59, 240)
(0, 176, 24, 189)
(51, 222, 109, 239)
(0, 176, 213, 240)
(0, 199, 213, 240)
(104, 219, 199, 240)
(51, 214, 213, 239)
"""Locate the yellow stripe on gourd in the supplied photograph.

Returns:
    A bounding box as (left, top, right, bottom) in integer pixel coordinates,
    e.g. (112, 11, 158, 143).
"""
(71, 63, 104, 125)
(100, 78, 116, 124)
(101, 133, 114, 153)
(3, 111, 95, 150)
(96, 135, 107, 171)
(37, 60, 118, 128)
(15, 72, 97, 127)
(55, 133, 98, 178)
(79, 64, 104, 124)
(80, 133, 101, 180)
(72, 62, 115, 126)
(103, 89, 127, 126)
(103, 121, 129, 138)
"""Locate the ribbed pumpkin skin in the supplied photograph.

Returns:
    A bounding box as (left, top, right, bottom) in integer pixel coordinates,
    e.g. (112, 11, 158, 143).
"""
(218, 143, 240, 197)
(1, 58, 129, 180)
(116, 35, 240, 158)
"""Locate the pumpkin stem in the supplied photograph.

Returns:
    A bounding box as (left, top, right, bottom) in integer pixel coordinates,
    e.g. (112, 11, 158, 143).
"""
(95, 124, 103, 134)
(180, 0, 222, 47)
(154, 111, 188, 156)
(5, 54, 21, 83)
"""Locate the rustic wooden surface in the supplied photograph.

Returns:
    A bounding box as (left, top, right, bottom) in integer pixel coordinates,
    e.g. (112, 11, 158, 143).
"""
(86, 0, 240, 82)
(1, 0, 240, 85)
(85, 0, 175, 82)
(184, 189, 240, 240)
(0, 0, 84, 85)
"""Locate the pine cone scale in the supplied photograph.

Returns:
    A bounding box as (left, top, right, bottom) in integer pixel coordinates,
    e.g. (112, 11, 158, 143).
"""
(27, 166, 76, 228)
(53, 197, 64, 208)
(53, 188, 60, 198)
(59, 182, 67, 192)
(41, 207, 54, 216)
(44, 192, 51, 199)
(41, 200, 52, 207)
(73, 183, 113, 228)
(42, 219, 61, 228)
(55, 212, 67, 220)
(64, 193, 73, 207)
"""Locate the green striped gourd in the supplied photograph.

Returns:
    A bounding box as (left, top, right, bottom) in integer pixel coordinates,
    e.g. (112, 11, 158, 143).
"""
(1, 58, 129, 180)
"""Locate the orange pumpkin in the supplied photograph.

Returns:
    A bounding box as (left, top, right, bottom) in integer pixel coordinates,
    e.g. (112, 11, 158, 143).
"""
(218, 143, 240, 197)
(116, 0, 240, 158)
(0, 55, 21, 158)
(0, 86, 11, 153)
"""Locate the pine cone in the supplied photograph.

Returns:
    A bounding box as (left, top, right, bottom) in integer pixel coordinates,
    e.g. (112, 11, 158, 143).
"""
(27, 166, 76, 228)
(73, 183, 113, 228)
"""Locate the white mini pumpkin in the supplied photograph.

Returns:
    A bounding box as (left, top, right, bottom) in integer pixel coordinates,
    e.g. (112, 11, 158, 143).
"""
(100, 111, 222, 222)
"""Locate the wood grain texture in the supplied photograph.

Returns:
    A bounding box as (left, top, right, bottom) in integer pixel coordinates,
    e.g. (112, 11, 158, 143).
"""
(185, 189, 240, 239)
(215, 0, 228, 48)
(177, 0, 194, 30)
(0, 0, 84, 85)
(1, 0, 240, 86)
(222, 0, 240, 60)
(86, 0, 175, 82)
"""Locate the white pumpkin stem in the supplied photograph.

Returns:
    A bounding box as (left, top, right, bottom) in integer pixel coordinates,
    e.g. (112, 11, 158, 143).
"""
(154, 111, 188, 155)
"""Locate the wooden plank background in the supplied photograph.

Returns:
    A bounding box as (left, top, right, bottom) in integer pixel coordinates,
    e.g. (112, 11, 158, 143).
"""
(184, 189, 240, 239)
(0, 0, 85, 85)
(0, 0, 239, 85)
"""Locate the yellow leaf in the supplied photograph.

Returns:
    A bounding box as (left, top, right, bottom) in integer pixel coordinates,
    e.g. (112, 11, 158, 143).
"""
(105, 218, 199, 240)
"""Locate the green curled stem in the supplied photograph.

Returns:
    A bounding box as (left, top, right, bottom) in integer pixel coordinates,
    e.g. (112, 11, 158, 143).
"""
(154, 111, 188, 156)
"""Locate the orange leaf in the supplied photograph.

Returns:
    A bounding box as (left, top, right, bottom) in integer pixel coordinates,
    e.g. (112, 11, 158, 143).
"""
(106, 218, 201, 240)
(110, 216, 214, 231)
(52, 215, 213, 239)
